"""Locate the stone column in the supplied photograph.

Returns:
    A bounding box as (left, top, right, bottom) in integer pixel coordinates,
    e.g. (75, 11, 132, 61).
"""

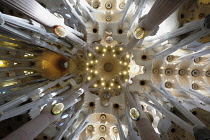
(2, 111, 60, 140)
(136, 118, 160, 140)
(124, 89, 160, 140)
(2, 0, 62, 27)
(141, 0, 187, 31)
(2, 0, 85, 41)
(2, 86, 84, 140)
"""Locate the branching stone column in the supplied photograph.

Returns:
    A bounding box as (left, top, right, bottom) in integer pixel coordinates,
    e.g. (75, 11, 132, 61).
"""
(0, 75, 72, 112)
(0, 86, 70, 121)
(121, 83, 160, 140)
(67, 114, 90, 140)
(124, 107, 140, 140)
(141, 0, 187, 31)
(119, 0, 134, 26)
(2, 76, 97, 140)
(0, 13, 73, 49)
(2, 0, 85, 39)
(63, 77, 98, 110)
(128, 0, 146, 29)
(2, 91, 78, 140)
(126, 0, 187, 50)
(2, 105, 62, 140)
(178, 42, 210, 60)
(151, 84, 206, 127)
(145, 19, 204, 50)
(1, 0, 82, 37)
(54, 106, 84, 140)
(144, 93, 194, 136)
(115, 115, 126, 140)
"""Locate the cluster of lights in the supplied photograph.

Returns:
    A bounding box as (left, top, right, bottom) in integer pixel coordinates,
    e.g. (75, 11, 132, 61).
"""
(86, 45, 130, 90)
(24, 53, 34, 57)
(92, 79, 121, 89)
(24, 70, 34, 75)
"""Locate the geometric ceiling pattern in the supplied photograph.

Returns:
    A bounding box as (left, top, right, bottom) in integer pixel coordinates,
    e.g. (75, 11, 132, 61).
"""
(0, 0, 210, 140)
